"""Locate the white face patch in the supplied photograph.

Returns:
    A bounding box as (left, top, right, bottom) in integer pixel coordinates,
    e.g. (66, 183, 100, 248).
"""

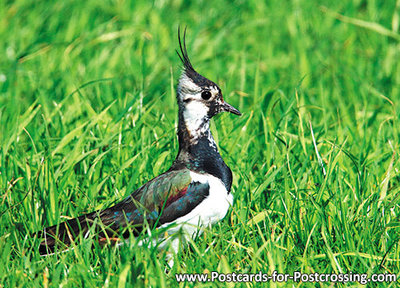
(183, 100, 209, 136)
(178, 73, 202, 101)
(178, 73, 210, 137)
(178, 72, 222, 144)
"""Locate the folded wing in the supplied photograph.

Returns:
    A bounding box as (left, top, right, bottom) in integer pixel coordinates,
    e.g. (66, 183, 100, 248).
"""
(38, 169, 210, 254)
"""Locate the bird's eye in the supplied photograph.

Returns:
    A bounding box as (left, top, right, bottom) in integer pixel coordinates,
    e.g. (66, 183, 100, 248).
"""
(201, 91, 212, 100)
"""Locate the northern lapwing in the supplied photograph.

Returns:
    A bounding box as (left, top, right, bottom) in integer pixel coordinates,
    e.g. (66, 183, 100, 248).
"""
(38, 28, 241, 258)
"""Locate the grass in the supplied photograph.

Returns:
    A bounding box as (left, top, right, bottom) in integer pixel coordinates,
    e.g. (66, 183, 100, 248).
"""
(1, 0, 400, 287)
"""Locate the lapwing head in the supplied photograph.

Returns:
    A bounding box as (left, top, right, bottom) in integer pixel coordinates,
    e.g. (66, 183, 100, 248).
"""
(176, 28, 241, 122)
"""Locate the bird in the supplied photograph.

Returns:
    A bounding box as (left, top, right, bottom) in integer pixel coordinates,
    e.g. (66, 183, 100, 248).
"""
(37, 28, 241, 259)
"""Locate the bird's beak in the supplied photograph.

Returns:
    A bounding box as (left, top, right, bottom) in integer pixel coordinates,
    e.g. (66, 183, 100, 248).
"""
(221, 101, 241, 116)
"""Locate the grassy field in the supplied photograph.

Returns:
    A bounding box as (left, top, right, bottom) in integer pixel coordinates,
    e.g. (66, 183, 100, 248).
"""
(1, 0, 400, 287)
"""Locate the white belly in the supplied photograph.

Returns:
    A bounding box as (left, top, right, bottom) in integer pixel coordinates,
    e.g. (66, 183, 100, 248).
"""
(157, 172, 233, 248)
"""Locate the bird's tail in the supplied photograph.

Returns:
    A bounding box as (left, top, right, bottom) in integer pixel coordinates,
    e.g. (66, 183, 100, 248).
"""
(37, 211, 106, 255)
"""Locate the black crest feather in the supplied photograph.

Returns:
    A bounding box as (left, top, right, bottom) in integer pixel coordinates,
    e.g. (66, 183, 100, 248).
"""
(176, 26, 196, 74)
(176, 27, 216, 88)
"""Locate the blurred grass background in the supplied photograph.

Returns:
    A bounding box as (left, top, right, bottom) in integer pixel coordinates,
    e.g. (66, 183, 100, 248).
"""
(0, 0, 399, 287)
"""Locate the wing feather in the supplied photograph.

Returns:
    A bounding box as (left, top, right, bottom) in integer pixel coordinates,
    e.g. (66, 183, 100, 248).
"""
(101, 169, 209, 231)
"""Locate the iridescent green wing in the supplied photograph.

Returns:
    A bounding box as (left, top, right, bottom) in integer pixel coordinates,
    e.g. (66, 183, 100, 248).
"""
(99, 169, 210, 233)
